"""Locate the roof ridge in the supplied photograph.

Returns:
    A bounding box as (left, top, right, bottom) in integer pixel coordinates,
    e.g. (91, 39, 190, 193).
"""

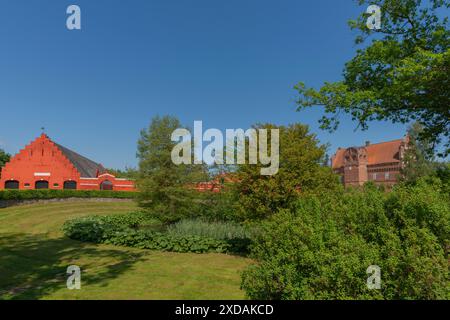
(364, 138, 404, 147)
(54, 142, 102, 166)
(52, 141, 105, 178)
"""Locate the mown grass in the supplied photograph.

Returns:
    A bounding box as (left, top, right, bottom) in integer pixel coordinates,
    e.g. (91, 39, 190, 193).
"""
(0, 202, 250, 300)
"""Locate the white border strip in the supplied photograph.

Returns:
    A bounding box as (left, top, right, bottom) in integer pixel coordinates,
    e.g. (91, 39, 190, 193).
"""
(34, 172, 51, 177)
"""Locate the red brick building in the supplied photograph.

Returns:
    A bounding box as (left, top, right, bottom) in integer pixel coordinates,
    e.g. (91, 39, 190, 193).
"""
(331, 136, 409, 187)
(0, 134, 135, 191)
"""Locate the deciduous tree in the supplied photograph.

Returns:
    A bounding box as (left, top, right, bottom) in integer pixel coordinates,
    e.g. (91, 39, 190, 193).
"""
(296, 0, 450, 156)
(137, 116, 207, 223)
(233, 123, 340, 221)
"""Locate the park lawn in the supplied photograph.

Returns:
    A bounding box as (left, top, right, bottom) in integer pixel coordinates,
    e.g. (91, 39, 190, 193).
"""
(0, 201, 251, 300)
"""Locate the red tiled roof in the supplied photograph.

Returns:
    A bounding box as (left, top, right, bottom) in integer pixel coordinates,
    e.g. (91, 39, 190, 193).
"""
(332, 148, 345, 169)
(332, 139, 404, 169)
(366, 139, 403, 165)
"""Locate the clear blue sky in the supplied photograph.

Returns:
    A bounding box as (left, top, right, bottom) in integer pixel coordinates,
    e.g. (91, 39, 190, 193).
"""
(0, 0, 409, 169)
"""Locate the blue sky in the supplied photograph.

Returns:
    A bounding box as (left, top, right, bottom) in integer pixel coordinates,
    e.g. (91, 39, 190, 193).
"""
(0, 0, 410, 169)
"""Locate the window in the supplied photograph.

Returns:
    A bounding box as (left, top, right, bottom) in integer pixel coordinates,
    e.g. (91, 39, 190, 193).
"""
(372, 173, 377, 180)
(5, 180, 19, 189)
(385, 172, 390, 180)
(24, 183, 30, 187)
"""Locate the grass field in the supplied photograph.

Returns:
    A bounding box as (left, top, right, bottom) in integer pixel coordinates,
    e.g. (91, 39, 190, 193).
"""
(0, 201, 250, 300)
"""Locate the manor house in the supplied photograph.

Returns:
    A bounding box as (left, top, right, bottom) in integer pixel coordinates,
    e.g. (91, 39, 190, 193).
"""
(331, 136, 409, 187)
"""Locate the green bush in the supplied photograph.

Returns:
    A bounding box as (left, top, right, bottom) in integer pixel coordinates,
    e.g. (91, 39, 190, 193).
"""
(105, 231, 231, 253)
(0, 189, 138, 201)
(241, 179, 449, 300)
(62, 212, 154, 242)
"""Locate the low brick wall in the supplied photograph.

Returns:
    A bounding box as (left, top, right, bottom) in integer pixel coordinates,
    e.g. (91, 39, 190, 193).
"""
(0, 197, 134, 209)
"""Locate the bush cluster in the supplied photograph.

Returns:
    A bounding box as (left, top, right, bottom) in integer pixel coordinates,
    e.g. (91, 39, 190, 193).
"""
(0, 189, 138, 200)
(105, 231, 232, 253)
(241, 179, 449, 300)
(63, 213, 251, 254)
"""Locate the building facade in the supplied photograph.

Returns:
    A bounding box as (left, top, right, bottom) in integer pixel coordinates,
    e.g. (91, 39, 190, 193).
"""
(0, 134, 135, 191)
(331, 137, 409, 187)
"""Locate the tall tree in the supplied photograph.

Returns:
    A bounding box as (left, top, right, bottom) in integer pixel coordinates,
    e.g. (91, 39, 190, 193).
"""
(233, 123, 340, 221)
(0, 148, 10, 177)
(401, 122, 440, 181)
(296, 0, 449, 157)
(136, 115, 207, 223)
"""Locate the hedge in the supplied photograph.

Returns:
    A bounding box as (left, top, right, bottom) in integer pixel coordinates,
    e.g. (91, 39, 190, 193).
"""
(0, 189, 138, 200)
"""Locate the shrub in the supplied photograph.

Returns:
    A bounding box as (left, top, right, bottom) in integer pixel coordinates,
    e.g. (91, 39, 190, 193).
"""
(105, 231, 231, 253)
(62, 212, 154, 242)
(241, 180, 449, 300)
(0, 189, 138, 201)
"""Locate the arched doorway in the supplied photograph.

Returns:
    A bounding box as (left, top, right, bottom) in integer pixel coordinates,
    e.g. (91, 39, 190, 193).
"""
(5, 180, 19, 189)
(63, 181, 77, 190)
(35, 181, 49, 189)
(100, 180, 113, 191)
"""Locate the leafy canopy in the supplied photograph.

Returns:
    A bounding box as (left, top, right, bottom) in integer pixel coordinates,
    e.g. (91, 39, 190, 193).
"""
(233, 123, 340, 221)
(296, 0, 450, 156)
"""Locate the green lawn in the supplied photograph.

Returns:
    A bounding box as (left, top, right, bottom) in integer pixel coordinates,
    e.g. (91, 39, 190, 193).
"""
(0, 201, 250, 300)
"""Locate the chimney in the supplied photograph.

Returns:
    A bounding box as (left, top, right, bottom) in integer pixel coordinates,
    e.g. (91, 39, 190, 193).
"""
(365, 141, 371, 146)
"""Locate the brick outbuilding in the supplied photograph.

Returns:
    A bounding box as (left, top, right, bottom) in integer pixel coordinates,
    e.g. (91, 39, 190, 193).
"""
(0, 134, 135, 191)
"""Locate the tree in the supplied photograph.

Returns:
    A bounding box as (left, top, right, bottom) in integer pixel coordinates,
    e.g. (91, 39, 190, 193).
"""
(296, 0, 450, 157)
(106, 167, 138, 179)
(136, 115, 207, 223)
(401, 122, 437, 181)
(233, 123, 340, 221)
(0, 148, 10, 177)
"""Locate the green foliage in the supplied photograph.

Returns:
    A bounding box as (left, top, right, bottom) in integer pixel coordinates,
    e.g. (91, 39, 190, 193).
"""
(241, 180, 449, 300)
(104, 231, 231, 254)
(0, 189, 138, 201)
(401, 122, 443, 182)
(136, 115, 208, 223)
(166, 218, 255, 241)
(233, 123, 341, 221)
(105, 167, 139, 179)
(62, 212, 158, 242)
(0, 148, 10, 177)
(435, 163, 450, 194)
(63, 214, 250, 254)
(197, 188, 241, 222)
(296, 0, 450, 156)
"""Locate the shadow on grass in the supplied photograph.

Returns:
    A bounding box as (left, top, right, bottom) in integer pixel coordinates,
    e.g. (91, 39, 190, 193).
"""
(0, 233, 146, 300)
